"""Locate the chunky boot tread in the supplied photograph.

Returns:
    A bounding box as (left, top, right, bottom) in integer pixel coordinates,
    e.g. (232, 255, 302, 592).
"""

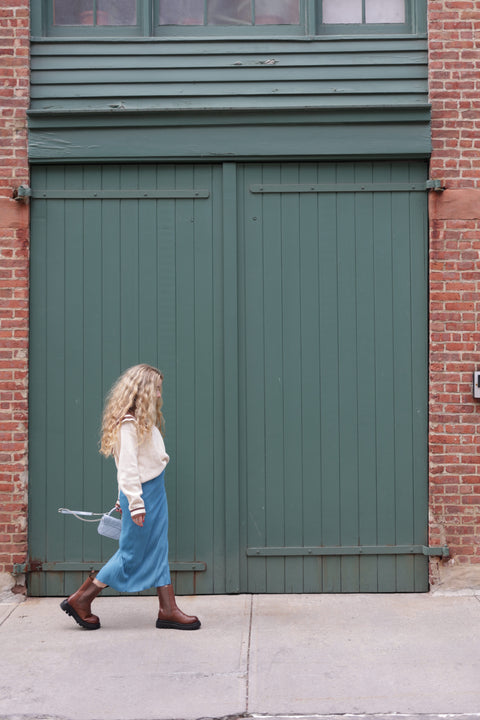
(60, 598, 101, 630)
(156, 618, 201, 630)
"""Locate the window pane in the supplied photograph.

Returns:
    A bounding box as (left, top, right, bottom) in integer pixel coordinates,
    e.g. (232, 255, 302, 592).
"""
(255, 0, 299, 24)
(207, 0, 252, 25)
(97, 0, 137, 25)
(53, 0, 93, 25)
(322, 0, 362, 23)
(365, 0, 405, 23)
(158, 0, 204, 25)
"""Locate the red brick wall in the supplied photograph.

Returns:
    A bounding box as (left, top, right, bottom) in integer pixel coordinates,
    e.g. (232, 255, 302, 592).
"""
(428, 0, 480, 564)
(0, 0, 30, 588)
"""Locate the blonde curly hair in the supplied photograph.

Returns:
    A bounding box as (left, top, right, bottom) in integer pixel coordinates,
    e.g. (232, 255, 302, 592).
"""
(100, 364, 165, 457)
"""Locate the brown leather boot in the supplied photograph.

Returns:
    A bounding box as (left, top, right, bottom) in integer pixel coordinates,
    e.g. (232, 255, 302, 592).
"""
(156, 584, 201, 630)
(60, 576, 103, 630)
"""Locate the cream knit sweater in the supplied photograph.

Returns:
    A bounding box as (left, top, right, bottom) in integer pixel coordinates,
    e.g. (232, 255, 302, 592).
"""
(113, 416, 170, 517)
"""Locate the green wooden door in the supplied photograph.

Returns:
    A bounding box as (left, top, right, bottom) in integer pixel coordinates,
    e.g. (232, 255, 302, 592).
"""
(237, 161, 429, 592)
(29, 160, 428, 595)
(29, 164, 227, 596)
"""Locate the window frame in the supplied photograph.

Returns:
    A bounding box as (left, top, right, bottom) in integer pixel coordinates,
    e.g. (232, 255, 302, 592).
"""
(30, 0, 426, 39)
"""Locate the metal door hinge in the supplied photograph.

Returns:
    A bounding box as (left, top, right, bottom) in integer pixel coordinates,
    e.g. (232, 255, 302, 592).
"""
(13, 185, 32, 202)
(422, 545, 450, 558)
(426, 179, 445, 192)
(14, 560, 206, 575)
(247, 544, 450, 558)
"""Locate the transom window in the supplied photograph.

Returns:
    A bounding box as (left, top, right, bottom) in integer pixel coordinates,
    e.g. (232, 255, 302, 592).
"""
(322, 0, 405, 24)
(53, 0, 138, 26)
(158, 0, 300, 26)
(38, 0, 418, 37)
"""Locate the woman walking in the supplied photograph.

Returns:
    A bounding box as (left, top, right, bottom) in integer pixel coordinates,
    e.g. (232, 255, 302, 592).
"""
(60, 364, 200, 631)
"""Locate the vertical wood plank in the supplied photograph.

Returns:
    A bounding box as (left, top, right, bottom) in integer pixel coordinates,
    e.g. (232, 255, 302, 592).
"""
(193, 164, 215, 594)
(262, 163, 286, 593)
(82, 165, 104, 567)
(120, 165, 140, 369)
(41, 170, 65, 594)
(100, 165, 122, 535)
(243, 163, 267, 592)
(372, 163, 397, 592)
(63, 167, 85, 568)
(138, 165, 159, 366)
(174, 164, 196, 596)
(237, 164, 249, 592)
(336, 162, 360, 592)
(155, 165, 178, 568)
(391, 162, 415, 591)
(280, 163, 304, 593)
(317, 164, 342, 592)
(223, 162, 241, 592)
(212, 164, 227, 593)
(300, 163, 323, 592)
(354, 162, 379, 592)
(44, 168, 66, 596)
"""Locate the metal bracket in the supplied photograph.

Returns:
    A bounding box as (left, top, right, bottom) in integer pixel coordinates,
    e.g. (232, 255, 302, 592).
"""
(14, 560, 206, 575)
(425, 179, 445, 192)
(421, 545, 450, 558)
(247, 544, 450, 558)
(13, 185, 32, 202)
(29, 189, 209, 200)
(250, 182, 430, 194)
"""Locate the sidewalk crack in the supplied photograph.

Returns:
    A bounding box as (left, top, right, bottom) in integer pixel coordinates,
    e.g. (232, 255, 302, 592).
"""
(0, 598, 25, 627)
(245, 594, 254, 713)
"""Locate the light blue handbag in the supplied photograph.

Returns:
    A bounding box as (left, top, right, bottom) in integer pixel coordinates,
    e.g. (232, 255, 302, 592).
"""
(58, 506, 122, 541)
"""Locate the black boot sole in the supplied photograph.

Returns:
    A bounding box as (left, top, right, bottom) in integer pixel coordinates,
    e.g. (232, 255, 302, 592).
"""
(156, 618, 201, 630)
(60, 599, 101, 630)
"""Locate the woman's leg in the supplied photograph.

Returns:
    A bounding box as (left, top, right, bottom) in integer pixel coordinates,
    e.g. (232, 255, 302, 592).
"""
(60, 576, 104, 630)
(156, 583, 201, 630)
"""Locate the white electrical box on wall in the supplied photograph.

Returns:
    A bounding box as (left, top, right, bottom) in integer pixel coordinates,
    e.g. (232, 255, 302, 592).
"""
(473, 371, 480, 399)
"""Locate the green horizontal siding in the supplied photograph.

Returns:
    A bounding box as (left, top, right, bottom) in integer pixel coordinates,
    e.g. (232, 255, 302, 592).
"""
(28, 116, 431, 162)
(30, 37, 428, 113)
(31, 38, 427, 55)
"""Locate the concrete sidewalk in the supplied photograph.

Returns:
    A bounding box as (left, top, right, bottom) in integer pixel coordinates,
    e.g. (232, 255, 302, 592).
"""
(1, 591, 480, 720)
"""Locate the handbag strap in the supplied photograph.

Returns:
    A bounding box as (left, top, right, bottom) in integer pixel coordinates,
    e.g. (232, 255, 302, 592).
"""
(58, 507, 117, 523)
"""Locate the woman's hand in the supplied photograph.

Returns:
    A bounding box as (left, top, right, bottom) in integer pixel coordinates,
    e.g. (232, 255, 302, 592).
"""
(132, 513, 145, 527)
(115, 500, 122, 514)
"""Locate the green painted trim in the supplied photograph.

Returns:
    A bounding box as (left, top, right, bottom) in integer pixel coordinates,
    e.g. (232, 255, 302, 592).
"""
(28, 120, 431, 162)
(27, 106, 431, 128)
(50, 106, 429, 121)
(27, 107, 431, 166)
(29, 36, 428, 49)
(30, 0, 46, 36)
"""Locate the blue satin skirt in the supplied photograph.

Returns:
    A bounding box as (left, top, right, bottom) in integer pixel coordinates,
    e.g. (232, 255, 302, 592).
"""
(96, 471, 171, 592)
